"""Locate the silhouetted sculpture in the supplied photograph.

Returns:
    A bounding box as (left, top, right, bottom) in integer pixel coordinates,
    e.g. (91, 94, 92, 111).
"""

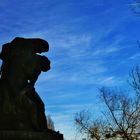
(0, 37, 50, 130)
(0, 37, 63, 140)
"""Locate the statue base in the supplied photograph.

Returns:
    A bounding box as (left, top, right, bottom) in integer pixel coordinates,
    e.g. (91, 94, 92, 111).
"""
(0, 130, 63, 140)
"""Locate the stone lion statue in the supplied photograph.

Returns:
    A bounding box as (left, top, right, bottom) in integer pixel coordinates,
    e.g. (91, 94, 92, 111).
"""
(0, 37, 50, 131)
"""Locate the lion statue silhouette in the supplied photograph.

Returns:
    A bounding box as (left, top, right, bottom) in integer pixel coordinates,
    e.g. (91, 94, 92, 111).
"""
(0, 37, 50, 131)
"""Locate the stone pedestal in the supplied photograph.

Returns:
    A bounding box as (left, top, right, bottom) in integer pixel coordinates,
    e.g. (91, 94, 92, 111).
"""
(0, 130, 63, 140)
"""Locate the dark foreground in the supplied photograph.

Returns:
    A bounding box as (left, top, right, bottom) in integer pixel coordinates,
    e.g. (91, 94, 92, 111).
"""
(0, 129, 63, 140)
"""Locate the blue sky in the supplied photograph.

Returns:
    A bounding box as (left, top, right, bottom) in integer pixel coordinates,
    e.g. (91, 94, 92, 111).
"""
(0, 0, 140, 139)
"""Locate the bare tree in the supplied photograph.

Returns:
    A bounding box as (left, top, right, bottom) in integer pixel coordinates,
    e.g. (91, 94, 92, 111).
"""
(75, 87, 140, 140)
(75, 110, 107, 140)
(47, 115, 55, 130)
(100, 87, 140, 140)
(129, 66, 140, 98)
(74, 67, 140, 140)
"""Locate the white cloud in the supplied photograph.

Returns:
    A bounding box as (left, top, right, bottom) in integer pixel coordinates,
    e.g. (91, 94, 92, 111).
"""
(99, 76, 124, 86)
(92, 47, 119, 56)
(47, 103, 94, 112)
(128, 53, 140, 60)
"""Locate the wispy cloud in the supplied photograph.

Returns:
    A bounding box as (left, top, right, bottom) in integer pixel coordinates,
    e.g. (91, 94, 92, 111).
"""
(92, 47, 119, 56)
(0, 1, 139, 140)
(128, 53, 140, 60)
(98, 76, 124, 86)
